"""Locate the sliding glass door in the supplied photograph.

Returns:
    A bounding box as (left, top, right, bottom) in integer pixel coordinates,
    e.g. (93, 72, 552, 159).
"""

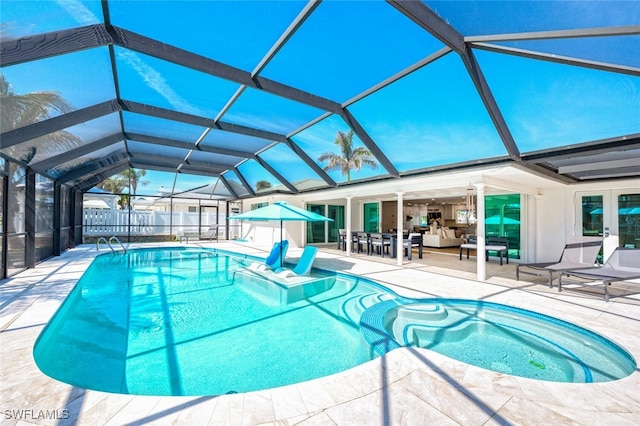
(306, 204, 326, 243)
(363, 202, 379, 233)
(328, 205, 344, 243)
(306, 204, 345, 244)
(485, 194, 521, 259)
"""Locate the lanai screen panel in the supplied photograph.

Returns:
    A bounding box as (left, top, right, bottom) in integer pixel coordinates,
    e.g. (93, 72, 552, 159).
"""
(172, 174, 219, 196)
(290, 114, 387, 183)
(134, 169, 181, 196)
(1, 48, 115, 130)
(108, 0, 305, 72)
(0, 0, 104, 39)
(423, 0, 640, 34)
(348, 53, 507, 172)
(491, 36, 640, 70)
(261, 0, 444, 102)
(1, 0, 639, 196)
(199, 128, 275, 154)
(237, 159, 289, 194)
(46, 143, 127, 179)
(122, 113, 206, 142)
(1, 114, 122, 166)
(188, 150, 243, 171)
(221, 170, 250, 198)
(224, 88, 326, 135)
(259, 143, 328, 192)
(114, 47, 239, 118)
(127, 141, 188, 167)
(477, 51, 640, 152)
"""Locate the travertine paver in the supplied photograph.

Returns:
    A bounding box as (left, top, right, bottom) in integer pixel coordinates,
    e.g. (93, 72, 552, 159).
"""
(1, 242, 639, 425)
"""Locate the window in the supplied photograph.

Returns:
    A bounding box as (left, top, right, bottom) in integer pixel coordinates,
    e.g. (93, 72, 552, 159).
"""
(251, 202, 268, 210)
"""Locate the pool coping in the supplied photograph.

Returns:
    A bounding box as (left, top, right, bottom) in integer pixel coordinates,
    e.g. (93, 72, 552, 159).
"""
(1, 242, 639, 425)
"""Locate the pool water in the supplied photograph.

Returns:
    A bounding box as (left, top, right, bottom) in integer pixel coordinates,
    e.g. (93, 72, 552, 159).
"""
(34, 248, 392, 396)
(363, 300, 636, 383)
(34, 248, 636, 396)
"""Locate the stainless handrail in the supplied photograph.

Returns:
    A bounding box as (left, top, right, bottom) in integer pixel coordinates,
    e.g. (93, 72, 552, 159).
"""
(108, 236, 127, 253)
(96, 237, 114, 253)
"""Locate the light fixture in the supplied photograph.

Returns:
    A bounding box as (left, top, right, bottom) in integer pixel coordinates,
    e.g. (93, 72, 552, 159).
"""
(466, 185, 476, 224)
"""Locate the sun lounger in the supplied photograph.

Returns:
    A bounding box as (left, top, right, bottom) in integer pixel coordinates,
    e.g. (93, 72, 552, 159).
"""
(248, 240, 289, 271)
(516, 237, 603, 287)
(273, 246, 318, 278)
(179, 225, 219, 243)
(558, 247, 640, 301)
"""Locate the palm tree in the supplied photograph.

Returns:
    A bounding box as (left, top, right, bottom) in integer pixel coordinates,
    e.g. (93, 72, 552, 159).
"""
(1, 74, 82, 164)
(98, 168, 148, 208)
(1, 74, 83, 258)
(317, 130, 377, 181)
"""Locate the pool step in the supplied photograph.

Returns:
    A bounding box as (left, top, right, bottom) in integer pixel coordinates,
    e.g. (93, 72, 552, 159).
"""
(340, 292, 394, 325)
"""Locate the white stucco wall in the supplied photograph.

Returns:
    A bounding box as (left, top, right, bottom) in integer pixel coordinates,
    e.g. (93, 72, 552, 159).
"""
(240, 174, 640, 262)
(524, 178, 640, 263)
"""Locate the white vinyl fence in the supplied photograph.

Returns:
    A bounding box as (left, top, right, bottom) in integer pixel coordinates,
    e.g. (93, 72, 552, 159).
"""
(82, 209, 229, 238)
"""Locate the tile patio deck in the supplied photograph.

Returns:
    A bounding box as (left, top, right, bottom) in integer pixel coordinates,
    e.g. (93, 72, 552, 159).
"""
(1, 242, 639, 425)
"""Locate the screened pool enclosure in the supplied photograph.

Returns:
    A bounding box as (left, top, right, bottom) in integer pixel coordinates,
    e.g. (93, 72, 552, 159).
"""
(1, 1, 639, 278)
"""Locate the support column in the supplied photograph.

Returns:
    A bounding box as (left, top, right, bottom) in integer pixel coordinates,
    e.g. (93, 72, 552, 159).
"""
(53, 182, 61, 256)
(475, 183, 486, 281)
(396, 192, 403, 266)
(346, 196, 352, 256)
(25, 169, 36, 268)
(532, 193, 542, 263)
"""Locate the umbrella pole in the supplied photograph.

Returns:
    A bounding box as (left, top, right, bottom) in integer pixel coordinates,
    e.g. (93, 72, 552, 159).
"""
(280, 220, 283, 267)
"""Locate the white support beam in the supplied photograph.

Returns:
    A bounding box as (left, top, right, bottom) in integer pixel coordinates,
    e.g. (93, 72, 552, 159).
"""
(396, 192, 404, 266)
(482, 175, 542, 197)
(346, 197, 353, 257)
(475, 183, 486, 281)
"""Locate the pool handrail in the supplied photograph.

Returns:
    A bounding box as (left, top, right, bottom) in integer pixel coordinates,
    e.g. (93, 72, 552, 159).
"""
(96, 236, 127, 253)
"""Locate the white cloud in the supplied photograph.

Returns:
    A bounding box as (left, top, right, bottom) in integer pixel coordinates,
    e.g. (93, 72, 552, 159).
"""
(117, 50, 201, 115)
(56, 0, 99, 25)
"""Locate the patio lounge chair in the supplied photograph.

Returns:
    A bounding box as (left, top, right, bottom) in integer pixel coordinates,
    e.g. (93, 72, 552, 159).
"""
(558, 247, 640, 301)
(274, 246, 318, 278)
(248, 240, 289, 271)
(515, 236, 603, 288)
(178, 225, 219, 243)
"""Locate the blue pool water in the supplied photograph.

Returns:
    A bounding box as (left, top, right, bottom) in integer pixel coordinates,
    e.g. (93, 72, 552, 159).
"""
(34, 248, 635, 396)
(362, 300, 636, 383)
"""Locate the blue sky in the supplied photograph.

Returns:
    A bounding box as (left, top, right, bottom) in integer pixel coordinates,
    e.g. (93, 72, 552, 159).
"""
(2, 1, 639, 194)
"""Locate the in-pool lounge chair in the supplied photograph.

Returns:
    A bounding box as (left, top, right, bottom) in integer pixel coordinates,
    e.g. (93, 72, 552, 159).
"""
(558, 247, 640, 301)
(516, 236, 603, 288)
(248, 240, 289, 271)
(274, 246, 318, 279)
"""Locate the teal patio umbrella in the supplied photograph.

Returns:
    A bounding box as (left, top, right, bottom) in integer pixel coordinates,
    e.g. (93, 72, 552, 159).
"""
(485, 215, 520, 225)
(228, 202, 333, 266)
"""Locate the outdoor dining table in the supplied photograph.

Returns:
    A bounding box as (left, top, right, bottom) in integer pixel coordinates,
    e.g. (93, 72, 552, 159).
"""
(341, 232, 418, 259)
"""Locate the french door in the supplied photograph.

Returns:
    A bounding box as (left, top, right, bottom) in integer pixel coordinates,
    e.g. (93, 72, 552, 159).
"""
(576, 190, 640, 260)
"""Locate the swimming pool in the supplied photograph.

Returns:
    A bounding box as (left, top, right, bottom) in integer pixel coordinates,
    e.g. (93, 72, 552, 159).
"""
(34, 248, 394, 396)
(34, 247, 635, 396)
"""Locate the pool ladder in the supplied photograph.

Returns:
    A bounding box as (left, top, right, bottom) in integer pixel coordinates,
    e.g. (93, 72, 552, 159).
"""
(96, 236, 127, 253)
